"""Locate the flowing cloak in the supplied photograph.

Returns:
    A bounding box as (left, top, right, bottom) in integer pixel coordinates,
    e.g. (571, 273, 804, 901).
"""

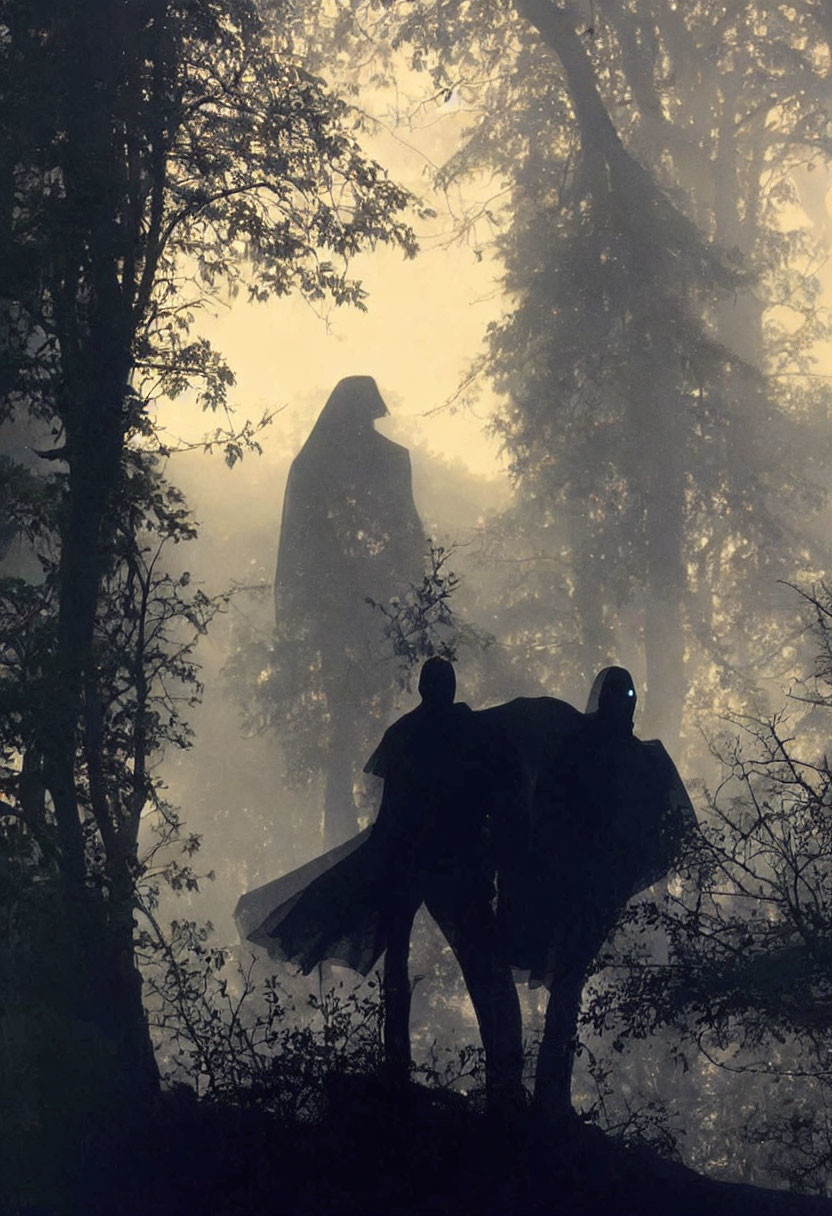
(234, 702, 520, 975)
(527, 725, 696, 987)
(476, 696, 584, 965)
(233, 828, 378, 972)
(476, 696, 697, 985)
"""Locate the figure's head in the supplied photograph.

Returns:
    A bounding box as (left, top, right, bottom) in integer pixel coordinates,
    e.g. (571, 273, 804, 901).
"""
(418, 657, 456, 708)
(585, 666, 636, 733)
(313, 376, 389, 436)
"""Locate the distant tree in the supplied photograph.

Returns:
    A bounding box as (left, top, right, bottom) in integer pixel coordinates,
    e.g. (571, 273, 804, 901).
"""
(226, 536, 481, 847)
(303, 0, 832, 743)
(0, 0, 418, 1157)
(484, 0, 832, 742)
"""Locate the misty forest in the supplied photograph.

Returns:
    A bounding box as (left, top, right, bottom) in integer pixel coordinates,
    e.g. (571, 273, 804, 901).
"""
(7, 2, 832, 1213)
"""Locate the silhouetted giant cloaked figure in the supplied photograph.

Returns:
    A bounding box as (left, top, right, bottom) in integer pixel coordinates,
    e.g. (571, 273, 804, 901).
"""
(481, 667, 695, 1117)
(274, 376, 425, 845)
(235, 658, 524, 1109)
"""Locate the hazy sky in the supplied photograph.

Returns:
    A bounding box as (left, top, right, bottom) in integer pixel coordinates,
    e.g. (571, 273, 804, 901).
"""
(164, 128, 832, 518)
(162, 94, 516, 496)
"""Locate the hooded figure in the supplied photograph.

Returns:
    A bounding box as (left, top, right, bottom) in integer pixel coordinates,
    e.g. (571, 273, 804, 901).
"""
(474, 676, 695, 987)
(274, 376, 425, 845)
(275, 376, 424, 640)
(235, 659, 524, 1108)
(534, 667, 694, 1116)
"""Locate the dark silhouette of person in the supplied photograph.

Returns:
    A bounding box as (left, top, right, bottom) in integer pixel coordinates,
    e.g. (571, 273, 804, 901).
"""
(364, 657, 524, 1104)
(274, 376, 425, 845)
(235, 658, 525, 1109)
(480, 667, 695, 1119)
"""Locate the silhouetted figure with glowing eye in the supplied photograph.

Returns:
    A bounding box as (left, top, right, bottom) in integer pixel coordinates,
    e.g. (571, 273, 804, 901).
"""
(235, 658, 525, 1111)
(532, 666, 694, 1117)
(480, 667, 695, 1120)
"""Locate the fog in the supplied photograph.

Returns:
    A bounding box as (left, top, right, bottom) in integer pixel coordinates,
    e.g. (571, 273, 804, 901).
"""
(6, 3, 832, 1206)
(172, 12, 832, 1185)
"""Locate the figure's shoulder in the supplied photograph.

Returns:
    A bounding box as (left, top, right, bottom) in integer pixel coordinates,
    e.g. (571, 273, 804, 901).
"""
(451, 701, 488, 742)
(636, 738, 677, 772)
(635, 739, 696, 812)
(638, 737, 667, 752)
(363, 705, 424, 776)
(374, 434, 412, 463)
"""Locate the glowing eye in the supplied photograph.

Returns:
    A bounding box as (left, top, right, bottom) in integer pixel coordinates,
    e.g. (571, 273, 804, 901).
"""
(627, 689, 634, 697)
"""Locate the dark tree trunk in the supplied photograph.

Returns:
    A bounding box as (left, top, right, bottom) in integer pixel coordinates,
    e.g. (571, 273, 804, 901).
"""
(519, 1, 691, 741)
(569, 510, 616, 688)
(34, 3, 162, 1095)
(639, 363, 686, 747)
(42, 237, 159, 1097)
(43, 400, 159, 1097)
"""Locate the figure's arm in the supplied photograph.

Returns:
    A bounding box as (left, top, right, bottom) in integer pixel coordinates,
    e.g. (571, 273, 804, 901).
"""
(362, 723, 414, 846)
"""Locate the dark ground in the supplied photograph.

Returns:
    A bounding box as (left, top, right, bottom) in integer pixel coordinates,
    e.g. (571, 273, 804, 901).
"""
(39, 1079, 831, 1216)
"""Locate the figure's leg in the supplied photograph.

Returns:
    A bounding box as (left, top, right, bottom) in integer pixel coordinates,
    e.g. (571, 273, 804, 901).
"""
(533, 909, 618, 1120)
(426, 882, 524, 1109)
(532, 964, 585, 1119)
(382, 897, 419, 1085)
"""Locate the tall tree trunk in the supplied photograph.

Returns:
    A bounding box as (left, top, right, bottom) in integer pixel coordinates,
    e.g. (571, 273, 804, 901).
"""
(41, 9, 161, 1092)
(43, 290, 159, 1094)
(639, 360, 686, 745)
(569, 509, 616, 687)
(519, 0, 690, 736)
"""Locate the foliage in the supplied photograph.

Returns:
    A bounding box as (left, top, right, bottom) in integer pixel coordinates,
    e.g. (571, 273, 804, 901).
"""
(136, 909, 499, 1118)
(1, 0, 420, 433)
(136, 901, 684, 1158)
(138, 913, 384, 1118)
(0, 453, 230, 1206)
(300, 0, 832, 744)
(577, 584, 832, 1193)
(0, 0, 422, 1148)
(483, 1, 832, 739)
(0, 455, 224, 862)
(365, 542, 495, 691)
(224, 541, 486, 790)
